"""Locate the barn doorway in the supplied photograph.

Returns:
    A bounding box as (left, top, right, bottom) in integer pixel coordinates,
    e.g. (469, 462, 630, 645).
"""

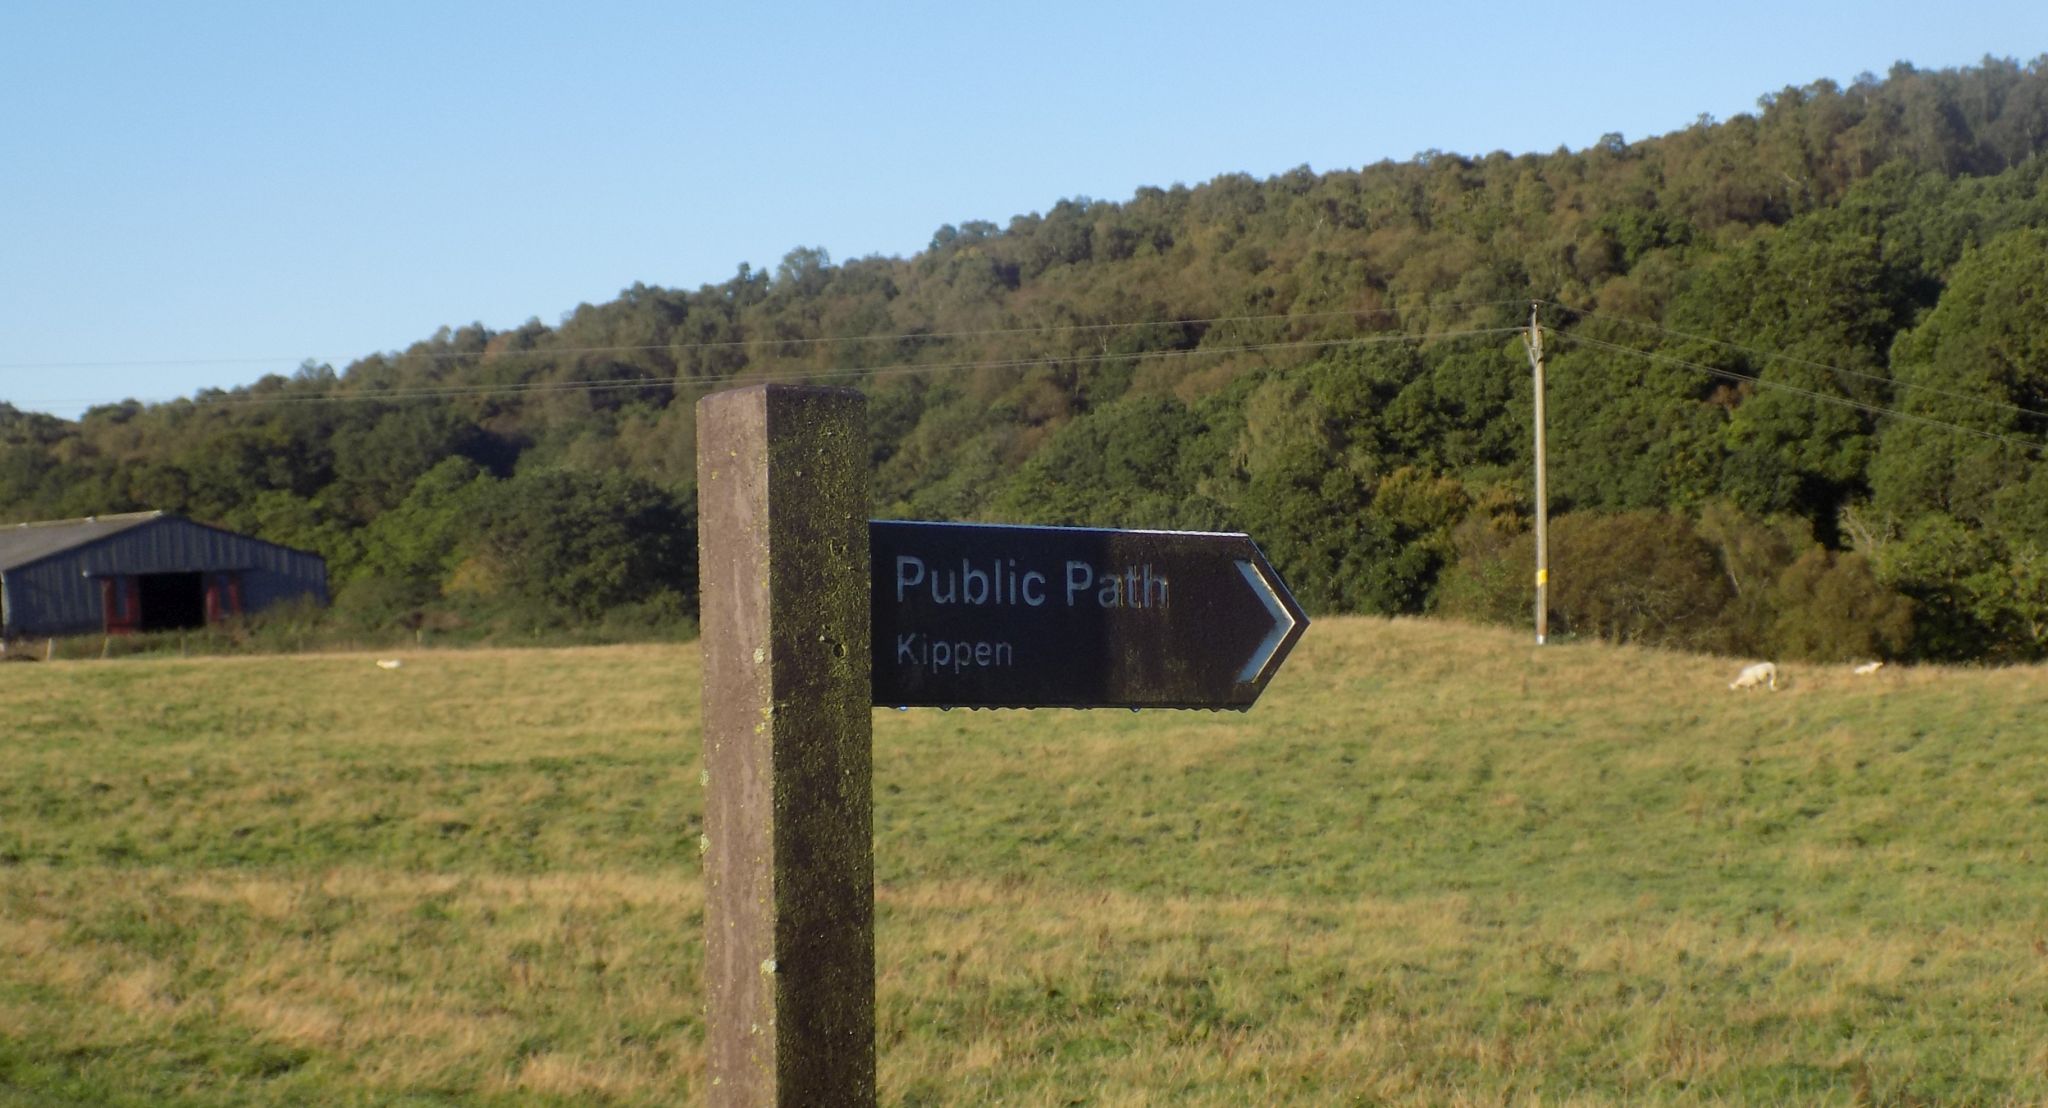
(137, 572, 206, 632)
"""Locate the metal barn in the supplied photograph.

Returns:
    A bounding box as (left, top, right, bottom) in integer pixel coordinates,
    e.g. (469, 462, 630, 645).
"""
(0, 512, 327, 640)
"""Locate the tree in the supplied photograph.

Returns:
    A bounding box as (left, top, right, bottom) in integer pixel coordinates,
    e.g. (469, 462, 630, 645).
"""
(1766, 549, 1914, 661)
(1878, 515, 2047, 661)
(1871, 228, 2048, 536)
(989, 396, 1217, 529)
(1545, 346, 1726, 512)
(1694, 501, 1810, 652)
(349, 458, 497, 592)
(467, 469, 696, 624)
(1668, 212, 1898, 520)
(1545, 511, 1733, 649)
(329, 404, 505, 520)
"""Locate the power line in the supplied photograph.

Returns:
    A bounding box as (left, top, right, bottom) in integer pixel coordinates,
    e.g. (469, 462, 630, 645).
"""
(22, 302, 2041, 468)
(0, 301, 1531, 375)
(165, 327, 1527, 410)
(18, 298, 2042, 483)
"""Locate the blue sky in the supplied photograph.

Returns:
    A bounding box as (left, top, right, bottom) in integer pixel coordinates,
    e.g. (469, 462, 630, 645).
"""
(2, 1, 2041, 419)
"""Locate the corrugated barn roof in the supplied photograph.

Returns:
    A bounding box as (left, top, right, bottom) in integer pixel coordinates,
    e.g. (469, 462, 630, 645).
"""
(0, 511, 167, 571)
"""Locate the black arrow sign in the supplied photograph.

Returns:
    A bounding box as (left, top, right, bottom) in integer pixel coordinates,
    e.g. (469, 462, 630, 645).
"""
(870, 520, 1308, 710)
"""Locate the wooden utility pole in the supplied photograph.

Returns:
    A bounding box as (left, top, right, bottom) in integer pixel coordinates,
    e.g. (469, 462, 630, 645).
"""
(697, 384, 875, 1107)
(1524, 302, 1549, 646)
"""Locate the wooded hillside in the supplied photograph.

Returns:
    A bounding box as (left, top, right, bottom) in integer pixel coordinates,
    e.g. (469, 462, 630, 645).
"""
(5, 57, 2047, 660)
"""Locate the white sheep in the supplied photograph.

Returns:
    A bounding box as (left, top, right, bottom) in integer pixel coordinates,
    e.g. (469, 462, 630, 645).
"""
(1852, 660, 1885, 676)
(1729, 661, 1778, 691)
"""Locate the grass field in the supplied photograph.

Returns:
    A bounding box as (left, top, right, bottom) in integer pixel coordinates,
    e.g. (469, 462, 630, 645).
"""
(3, 617, 2047, 1105)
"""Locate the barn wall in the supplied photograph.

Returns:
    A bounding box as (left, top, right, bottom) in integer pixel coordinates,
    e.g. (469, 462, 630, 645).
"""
(1, 517, 326, 637)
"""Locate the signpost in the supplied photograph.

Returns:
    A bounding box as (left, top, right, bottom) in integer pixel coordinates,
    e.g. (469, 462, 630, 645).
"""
(871, 520, 1306, 710)
(698, 386, 874, 1107)
(698, 384, 1308, 1106)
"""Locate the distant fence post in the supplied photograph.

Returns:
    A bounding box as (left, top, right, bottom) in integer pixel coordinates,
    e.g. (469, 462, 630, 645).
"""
(696, 384, 875, 1107)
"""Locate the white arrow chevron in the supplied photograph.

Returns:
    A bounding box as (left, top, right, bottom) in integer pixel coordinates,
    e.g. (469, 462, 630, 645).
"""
(1234, 558, 1301, 684)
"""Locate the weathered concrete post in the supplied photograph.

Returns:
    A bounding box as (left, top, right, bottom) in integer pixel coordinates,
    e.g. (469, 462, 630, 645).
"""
(697, 384, 874, 1107)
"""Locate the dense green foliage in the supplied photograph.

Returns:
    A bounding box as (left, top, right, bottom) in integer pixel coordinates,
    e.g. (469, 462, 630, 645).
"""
(5, 57, 2048, 658)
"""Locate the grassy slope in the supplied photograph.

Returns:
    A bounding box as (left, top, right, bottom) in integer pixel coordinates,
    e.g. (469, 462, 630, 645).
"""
(2, 619, 2045, 1105)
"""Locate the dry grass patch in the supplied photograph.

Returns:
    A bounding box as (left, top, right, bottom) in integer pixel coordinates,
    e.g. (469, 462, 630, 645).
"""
(3, 621, 2047, 1103)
